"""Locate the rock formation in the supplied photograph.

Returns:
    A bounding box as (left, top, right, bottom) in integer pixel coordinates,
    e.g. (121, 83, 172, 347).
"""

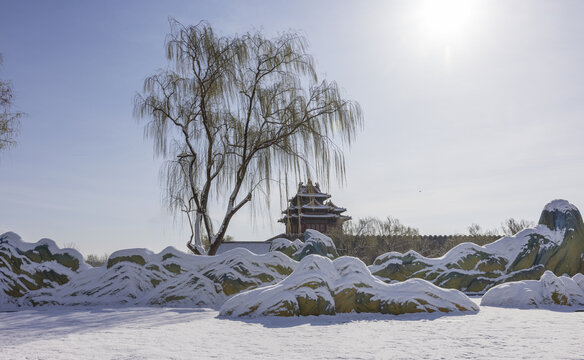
(270, 229, 339, 260)
(0, 232, 87, 307)
(220, 254, 478, 317)
(536, 200, 584, 275)
(1, 237, 295, 308)
(3, 199, 581, 312)
(369, 200, 584, 294)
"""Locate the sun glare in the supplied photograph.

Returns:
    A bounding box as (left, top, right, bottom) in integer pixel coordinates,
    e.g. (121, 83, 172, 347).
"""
(414, 0, 479, 45)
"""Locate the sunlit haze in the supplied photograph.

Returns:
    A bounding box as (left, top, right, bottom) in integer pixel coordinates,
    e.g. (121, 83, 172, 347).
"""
(413, 0, 480, 44)
(1, 0, 583, 256)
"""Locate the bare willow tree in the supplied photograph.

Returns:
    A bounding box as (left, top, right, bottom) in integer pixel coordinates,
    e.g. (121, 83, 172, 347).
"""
(0, 54, 23, 152)
(134, 20, 363, 255)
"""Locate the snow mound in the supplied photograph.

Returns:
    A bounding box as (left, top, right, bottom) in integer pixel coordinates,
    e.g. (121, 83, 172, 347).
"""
(369, 200, 584, 294)
(269, 230, 339, 260)
(219, 255, 478, 317)
(0, 232, 87, 307)
(481, 271, 584, 309)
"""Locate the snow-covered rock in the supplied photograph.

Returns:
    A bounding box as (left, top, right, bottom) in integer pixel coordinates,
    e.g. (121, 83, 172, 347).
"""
(369, 200, 584, 294)
(195, 248, 296, 296)
(0, 232, 87, 307)
(219, 255, 478, 317)
(25, 246, 202, 307)
(481, 271, 584, 309)
(269, 238, 304, 257)
(269, 229, 339, 260)
(536, 199, 584, 275)
(145, 269, 225, 307)
(542, 199, 580, 214)
(2, 236, 297, 309)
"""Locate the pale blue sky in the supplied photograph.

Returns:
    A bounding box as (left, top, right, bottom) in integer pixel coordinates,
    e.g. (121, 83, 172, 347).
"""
(1, 0, 583, 255)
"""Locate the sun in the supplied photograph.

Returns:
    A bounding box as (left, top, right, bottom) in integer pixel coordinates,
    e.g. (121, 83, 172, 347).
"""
(413, 0, 479, 45)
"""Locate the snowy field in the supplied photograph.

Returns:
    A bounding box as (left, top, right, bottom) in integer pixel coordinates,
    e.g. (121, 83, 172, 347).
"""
(1, 299, 582, 360)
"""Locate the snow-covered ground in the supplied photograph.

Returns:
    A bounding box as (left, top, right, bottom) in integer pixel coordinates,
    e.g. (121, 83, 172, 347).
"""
(1, 299, 582, 360)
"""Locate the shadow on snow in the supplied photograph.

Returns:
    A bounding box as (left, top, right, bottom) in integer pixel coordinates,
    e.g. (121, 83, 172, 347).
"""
(0, 306, 214, 345)
(216, 310, 479, 328)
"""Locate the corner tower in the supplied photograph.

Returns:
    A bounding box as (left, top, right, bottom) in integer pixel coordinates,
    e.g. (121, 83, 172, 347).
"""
(279, 180, 351, 235)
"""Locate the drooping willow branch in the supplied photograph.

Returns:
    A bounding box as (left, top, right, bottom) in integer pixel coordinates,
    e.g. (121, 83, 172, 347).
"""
(134, 19, 363, 255)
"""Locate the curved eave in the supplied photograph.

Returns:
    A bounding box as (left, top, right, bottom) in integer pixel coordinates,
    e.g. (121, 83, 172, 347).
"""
(282, 207, 347, 215)
(287, 205, 329, 211)
(281, 214, 341, 219)
(290, 194, 330, 202)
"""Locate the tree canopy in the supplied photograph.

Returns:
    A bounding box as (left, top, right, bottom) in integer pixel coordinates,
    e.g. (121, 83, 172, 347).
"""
(134, 20, 363, 254)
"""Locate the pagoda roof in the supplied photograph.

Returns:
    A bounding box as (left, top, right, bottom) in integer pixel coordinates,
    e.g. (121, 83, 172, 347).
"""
(279, 179, 351, 227)
(295, 192, 329, 198)
(286, 203, 328, 211)
(280, 213, 351, 220)
(289, 180, 330, 200)
(284, 203, 347, 213)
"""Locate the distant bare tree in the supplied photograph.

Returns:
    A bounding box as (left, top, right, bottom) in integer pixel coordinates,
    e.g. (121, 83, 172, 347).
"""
(467, 223, 482, 236)
(0, 54, 24, 152)
(86, 253, 109, 267)
(500, 218, 535, 236)
(343, 216, 382, 236)
(467, 223, 498, 237)
(468, 218, 534, 237)
(135, 20, 362, 255)
(344, 216, 419, 237)
(380, 216, 420, 237)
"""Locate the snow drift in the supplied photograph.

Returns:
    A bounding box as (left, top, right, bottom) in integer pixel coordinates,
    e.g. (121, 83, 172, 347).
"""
(481, 270, 584, 309)
(220, 254, 478, 317)
(370, 199, 584, 294)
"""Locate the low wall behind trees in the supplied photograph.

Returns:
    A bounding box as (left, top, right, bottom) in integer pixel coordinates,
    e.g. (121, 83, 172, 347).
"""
(332, 234, 502, 265)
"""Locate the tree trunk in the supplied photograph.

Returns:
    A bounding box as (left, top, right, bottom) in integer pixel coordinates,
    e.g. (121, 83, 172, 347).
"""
(207, 236, 223, 255)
